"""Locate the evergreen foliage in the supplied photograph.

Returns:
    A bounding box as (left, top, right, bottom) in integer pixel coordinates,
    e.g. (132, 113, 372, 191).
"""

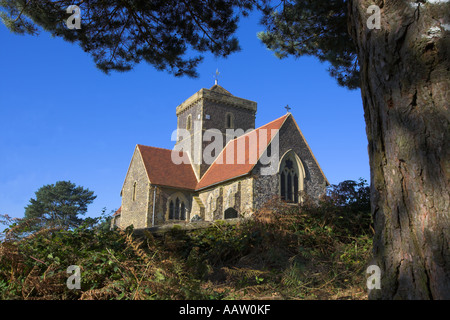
(258, 0, 360, 89)
(23, 181, 96, 231)
(0, 0, 359, 87)
(0, 0, 262, 76)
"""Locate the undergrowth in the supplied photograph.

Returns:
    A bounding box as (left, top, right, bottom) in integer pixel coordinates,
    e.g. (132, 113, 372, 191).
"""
(0, 189, 373, 300)
(176, 195, 373, 300)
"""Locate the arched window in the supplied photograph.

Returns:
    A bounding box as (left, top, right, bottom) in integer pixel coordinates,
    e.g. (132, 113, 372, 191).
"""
(225, 113, 234, 129)
(207, 194, 214, 213)
(132, 182, 137, 201)
(169, 201, 174, 219)
(186, 114, 192, 130)
(167, 193, 188, 221)
(279, 152, 303, 203)
(180, 202, 186, 220)
(175, 198, 180, 219)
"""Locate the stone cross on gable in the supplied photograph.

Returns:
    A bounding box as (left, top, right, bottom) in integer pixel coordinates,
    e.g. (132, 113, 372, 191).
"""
(285, 105, 291, 113)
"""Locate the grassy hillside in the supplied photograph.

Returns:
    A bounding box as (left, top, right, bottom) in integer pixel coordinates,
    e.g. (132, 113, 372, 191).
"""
(0, 181, 373, 300)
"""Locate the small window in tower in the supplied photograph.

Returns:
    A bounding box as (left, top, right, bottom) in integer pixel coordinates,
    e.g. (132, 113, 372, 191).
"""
(225, 113, 234, 129)
(186, 114, 192, 130)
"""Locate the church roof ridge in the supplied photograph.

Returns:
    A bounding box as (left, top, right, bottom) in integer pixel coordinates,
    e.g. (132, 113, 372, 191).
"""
(195, 113, 290, 190)
(131, 112, 328, 191)
(248, 113, 290, 133)
(136, 144, 172, 152)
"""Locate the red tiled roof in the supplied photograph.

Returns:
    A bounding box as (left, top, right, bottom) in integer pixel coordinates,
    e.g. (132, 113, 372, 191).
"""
(195, 114, 289, 190)
(137, 145, 198, 190)
(113, 206, 122, 216)
(134, 114, 323, 192)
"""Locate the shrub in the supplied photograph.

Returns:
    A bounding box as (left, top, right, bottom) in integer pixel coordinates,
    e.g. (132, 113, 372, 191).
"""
(0, 179, 373, 300)
(0, 216, 213, 300)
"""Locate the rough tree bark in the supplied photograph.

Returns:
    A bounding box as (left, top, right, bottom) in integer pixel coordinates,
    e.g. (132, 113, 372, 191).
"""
(348, 0, 449, 299)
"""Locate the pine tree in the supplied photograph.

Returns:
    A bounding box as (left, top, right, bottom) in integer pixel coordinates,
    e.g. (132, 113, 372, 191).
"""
(0, 0, 260, 76)
(24, 181, 96, 230)
(259, 0, 450, 299)
(3, 0, 449, 299)
(258, 0, 360, 89)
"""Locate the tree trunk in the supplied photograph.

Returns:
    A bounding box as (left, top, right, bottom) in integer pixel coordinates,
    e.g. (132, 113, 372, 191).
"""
(348, 0, 450, 299)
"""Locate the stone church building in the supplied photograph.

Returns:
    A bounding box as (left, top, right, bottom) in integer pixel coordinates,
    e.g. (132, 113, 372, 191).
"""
(112, 84, 328, 229)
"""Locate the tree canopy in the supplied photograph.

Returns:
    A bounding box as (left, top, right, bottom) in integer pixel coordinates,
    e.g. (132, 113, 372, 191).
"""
(258, 0, 360, 89)
(327, 178, 370, 210)
(3, 0, 449, 299)
(0, 0, 358, 87)
(0, 0, 262, 76)
(24, 180, 96, 230)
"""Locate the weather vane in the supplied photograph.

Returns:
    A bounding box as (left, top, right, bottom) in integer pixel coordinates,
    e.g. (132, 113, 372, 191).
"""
(285, 104, 291, 113)
(214, 69, 220, 85)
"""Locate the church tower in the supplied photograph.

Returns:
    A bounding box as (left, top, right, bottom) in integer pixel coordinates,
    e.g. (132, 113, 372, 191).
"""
(175, 84, 257, 180)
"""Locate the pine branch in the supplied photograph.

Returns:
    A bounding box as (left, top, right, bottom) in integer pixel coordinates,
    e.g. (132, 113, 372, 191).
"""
(13, 0, 31, 22)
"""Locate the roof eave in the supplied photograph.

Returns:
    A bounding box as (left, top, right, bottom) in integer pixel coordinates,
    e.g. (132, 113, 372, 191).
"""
(195, 172, 251, 192)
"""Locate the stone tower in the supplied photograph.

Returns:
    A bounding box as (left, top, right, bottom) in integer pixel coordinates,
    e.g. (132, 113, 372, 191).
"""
(175, 84, 257, 180)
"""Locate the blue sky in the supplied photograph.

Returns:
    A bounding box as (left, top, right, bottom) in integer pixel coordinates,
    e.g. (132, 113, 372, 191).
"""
(0, 12, 369, 222)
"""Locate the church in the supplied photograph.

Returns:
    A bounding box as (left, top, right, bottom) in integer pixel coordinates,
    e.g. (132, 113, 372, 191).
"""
(112, 84, 329, 229)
